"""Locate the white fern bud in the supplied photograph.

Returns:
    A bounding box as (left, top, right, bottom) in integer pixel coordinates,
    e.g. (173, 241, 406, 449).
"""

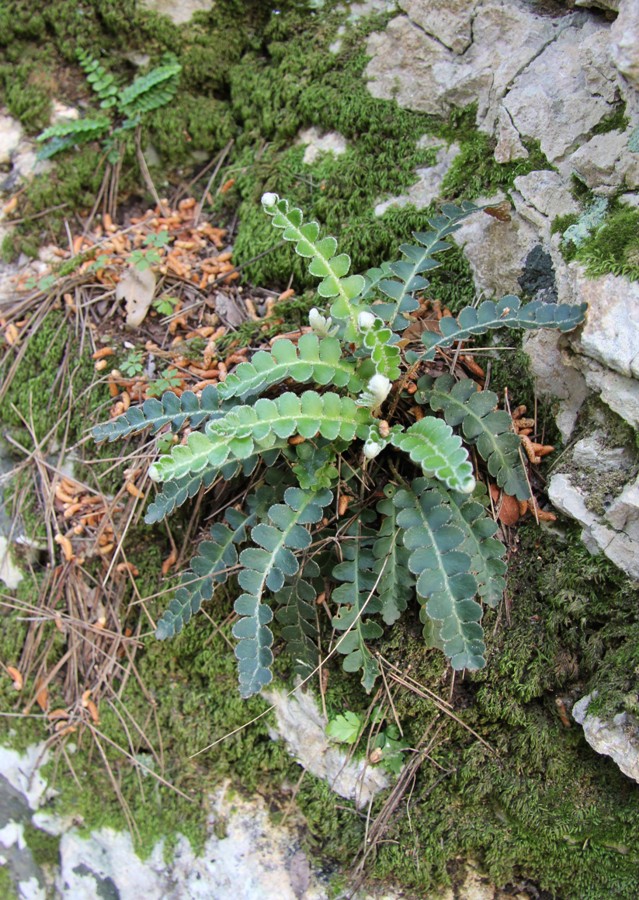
(357, 310, 376, 331)
(309, 307, 336, 337)
(363, 439, 384, 460)
(148, 464, 161, 482)
(261, 192, 279, 208)
(366, 373, 392, 407)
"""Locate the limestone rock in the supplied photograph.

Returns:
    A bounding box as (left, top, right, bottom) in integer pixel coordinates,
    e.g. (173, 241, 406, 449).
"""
(0, 113, 23, 166)
(297, 127, 348, 165)
(266, 686, 388, 808)
(452, 201, 538, 297)
(374, 140, 460, 216)
(522, 328, 589, 438)
(365, 2, 561, 126)
(399, 0, 478, 54)
(503, 19, 619, 164)
(573, 693, 639, 783)
(140, 0, 215, 24)
(570, 434, 635, 473)
(568, 129, 639, 195)
(56, 787, 328, 900)
(493, 108, 529, 164)
(348, 0, 398, 21)
(566, 270, 639, 379)
(606, 474, 639, 539)
(549, 473, 639, 580)
(577, 355, 639, 429)
(513, 170, 581, 223)
(610, 0, 639, 89)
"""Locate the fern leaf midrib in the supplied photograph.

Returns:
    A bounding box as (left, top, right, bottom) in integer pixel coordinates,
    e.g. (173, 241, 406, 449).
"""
(219, 337, 359, 401)
(150, 392, 372, 482)
(424, 381, 530, 500)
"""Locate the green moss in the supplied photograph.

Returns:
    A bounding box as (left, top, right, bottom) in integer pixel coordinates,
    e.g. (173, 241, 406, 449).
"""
(0, 866, 18, 900)
(551, 212, 579, 238)
(345, 526, 639, 898)
(22, 823, 61, 869)
(1, 60, 53, 131)
(591, 102, 629, 137)
(577, 205, 639, 280)
(34, 603, 298, 857)
(0, 310, 107, 449)
(441, 130, 551, 201)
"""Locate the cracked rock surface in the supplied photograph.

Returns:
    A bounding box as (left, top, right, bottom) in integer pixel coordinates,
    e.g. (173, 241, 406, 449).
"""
(365, 0, 639, 583)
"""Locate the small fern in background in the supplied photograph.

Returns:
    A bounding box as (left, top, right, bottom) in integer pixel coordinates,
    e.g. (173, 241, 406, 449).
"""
(36, 49, 181, 161)
(95, 196, 587, 699)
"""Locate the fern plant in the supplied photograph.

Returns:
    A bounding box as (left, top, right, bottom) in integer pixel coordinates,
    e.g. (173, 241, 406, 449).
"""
(95, 195, 587, 698)
(36, 49, 181, 161)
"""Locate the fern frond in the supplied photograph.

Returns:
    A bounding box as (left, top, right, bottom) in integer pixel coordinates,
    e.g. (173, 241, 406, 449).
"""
(394, 480, 485, 670)
(36, 117, 111, 158)
(331, 520, 383, 691)
(367, 202, 480, 330)
(145, 468, 219, 525)
(155, 508, 253, 640)
(76, 49, 119, 107)
(419, 374, 529, 500)
(144, 447, 282, 524)
(262, 194, 365, 337)
(437, 484, 507, 608)
(234, 487, 332, 697)
(360, 317, 401, 380)
(289, 439, 339, 490)
(218, 334, 361, 401)
(148, 391, 373, 483)
(419, 296, 588, 361)
(118, 60, 181, 117)
(390, 417, 475, 493)
(37, 117, 112, 143)
(373, 487, 414, 625)
(275, 559, 322, 677)
(93, 386, 223, 443)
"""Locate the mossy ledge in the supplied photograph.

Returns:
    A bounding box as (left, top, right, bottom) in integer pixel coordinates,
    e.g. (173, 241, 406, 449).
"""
(2, 2, 639, 897)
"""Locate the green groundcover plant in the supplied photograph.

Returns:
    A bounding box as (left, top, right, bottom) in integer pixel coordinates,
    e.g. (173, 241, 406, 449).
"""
(36, 48, 181, 162)
(95, 195, 586, 699)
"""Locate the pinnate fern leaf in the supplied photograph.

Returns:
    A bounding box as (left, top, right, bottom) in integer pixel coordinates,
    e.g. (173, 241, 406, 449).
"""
(373, 487, 414, 625)
(419, 295, 587, 361)
(394, 481, 485, 671)
(419, 374, 529, 500)
(360, 318, 401, 380)
(436, 484, 506, 608)
(262, 194, 365, 335)
(144, 447, 282, 524)
(234, 487, 332, 697)
(218, 333, 361, 401)
(93, 386, 223, 443)
(331, 520, 383, 691)
(148, 391, 373, 483)
(391, 417, 476, 494)
(77, 49, 119, 107)
(118, 60, 181, 116)
(37, 117, 111, 158)
(155, 507, 253, 640)
(274, 560, 322, 677)
(366, 202, 480, 330)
